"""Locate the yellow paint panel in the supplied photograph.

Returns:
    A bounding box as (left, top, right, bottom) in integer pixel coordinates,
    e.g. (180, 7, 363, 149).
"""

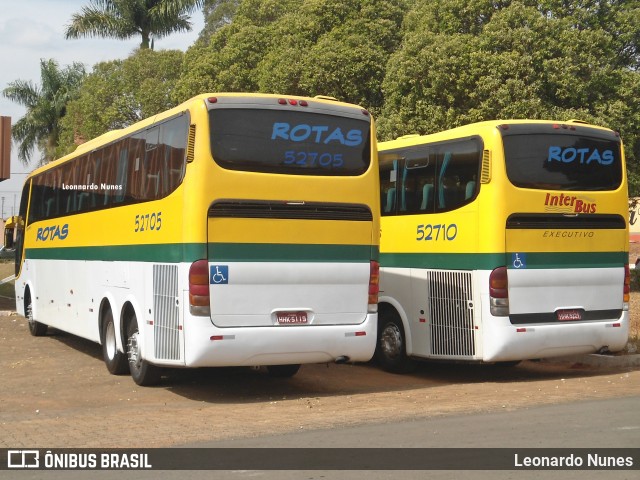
(208, 217, 373, 246)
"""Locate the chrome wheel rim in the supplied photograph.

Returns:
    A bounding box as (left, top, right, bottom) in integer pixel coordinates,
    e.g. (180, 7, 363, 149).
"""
(380, 323, 402, 359)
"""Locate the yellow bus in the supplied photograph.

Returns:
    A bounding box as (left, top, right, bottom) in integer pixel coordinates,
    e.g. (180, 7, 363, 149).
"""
(8, 93, 380, 385)
(376, 120, 629, 371)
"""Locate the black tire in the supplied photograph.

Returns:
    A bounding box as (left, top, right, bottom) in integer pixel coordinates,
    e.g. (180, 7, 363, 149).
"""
(266, 364, 301, 378)
(125, 313, 161, 386)
(25, 292, 47, 337)
(101, 308, 129, 375)
(375, 308, 415, 373)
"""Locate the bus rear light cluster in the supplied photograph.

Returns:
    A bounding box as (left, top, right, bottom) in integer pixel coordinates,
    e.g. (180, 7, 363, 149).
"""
(278, 98, 308, 107)
(489, 266, 509, 316)
(368, 261, 380, 313)
(623, 264, 630, 311)
(189, 259, 211, 316)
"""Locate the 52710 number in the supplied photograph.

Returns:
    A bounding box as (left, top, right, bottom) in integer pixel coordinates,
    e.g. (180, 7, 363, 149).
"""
(416, 223, 457, 241)
(134, 212, 162, 232)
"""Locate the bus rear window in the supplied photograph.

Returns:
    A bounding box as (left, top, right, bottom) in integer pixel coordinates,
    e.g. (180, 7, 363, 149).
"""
(209, 108, 371, 175)
(503, 132, 622, 191)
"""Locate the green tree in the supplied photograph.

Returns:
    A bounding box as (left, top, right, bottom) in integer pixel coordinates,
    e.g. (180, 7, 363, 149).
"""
(173, 0, 407, 115)
(2, 59, 86, 165)
(199, 0, 240, 40)
(65, 0, 205, 49)
(57, 49, 184, 156)
(378, 1, 640, 172)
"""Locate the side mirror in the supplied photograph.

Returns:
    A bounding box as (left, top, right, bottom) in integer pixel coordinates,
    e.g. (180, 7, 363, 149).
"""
(4, 226, 14, 249)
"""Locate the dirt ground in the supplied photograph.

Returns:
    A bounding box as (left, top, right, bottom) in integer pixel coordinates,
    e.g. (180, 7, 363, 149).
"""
(1, 305, 639, 449)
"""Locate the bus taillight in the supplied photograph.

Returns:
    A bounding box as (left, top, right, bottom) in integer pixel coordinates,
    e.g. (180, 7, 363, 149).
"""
(489, 266, 509, 316)
(368, 261, 380, 313)
(189, 259, 211, 316)
(623, 264, 630, 311)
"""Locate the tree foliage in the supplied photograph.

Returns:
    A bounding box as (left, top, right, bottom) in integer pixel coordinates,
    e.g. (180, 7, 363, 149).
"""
(173, 0, 407, 117)
(377, 0, 640, 192)
(44, 0, 640, 192)
(2, 59, 85, 165)
(199, 0, 240, 39)
(65, 0, 204, 49)
(57, 49, 184, 156)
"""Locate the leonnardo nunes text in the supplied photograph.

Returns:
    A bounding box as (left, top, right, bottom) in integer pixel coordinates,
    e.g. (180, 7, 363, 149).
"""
(514, 453, 634, 468)
(61, 183, 123, 191)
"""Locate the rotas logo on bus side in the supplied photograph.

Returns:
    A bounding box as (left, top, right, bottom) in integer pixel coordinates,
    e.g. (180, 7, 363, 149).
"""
(36, 223, 69, 241)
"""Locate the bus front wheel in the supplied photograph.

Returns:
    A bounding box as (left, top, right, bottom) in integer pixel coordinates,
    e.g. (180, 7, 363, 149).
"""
(126, 313, 161, 386)
(375, 309, 415, 373)
(101, 308, 129, 375)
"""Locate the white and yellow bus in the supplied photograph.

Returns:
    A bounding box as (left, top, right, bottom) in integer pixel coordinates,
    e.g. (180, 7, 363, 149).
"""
(8, 93, 380, 385)
(376, 120, 629, 371)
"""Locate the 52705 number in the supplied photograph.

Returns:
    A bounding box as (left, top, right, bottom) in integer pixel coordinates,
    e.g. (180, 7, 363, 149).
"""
(416, 223, 457, 241)
(134, 212, 162, 232)
(284, 150, 344, 168)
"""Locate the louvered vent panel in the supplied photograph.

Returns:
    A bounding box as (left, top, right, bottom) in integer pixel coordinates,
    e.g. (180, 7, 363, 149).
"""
(481, 149, 491, 183)
(153, 264, 180, 360)
(186, 124, 196, 162)
(428, 270, 476, 357)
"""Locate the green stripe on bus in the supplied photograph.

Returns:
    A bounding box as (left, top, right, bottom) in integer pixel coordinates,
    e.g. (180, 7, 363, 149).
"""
(380, 251, 627, 270)
(380, 253, 505, 270)
(208, 243, 379, 262)
(507, 251, 628, 269)
(25, 243, 379, 263)
(25, 243, 207, 262)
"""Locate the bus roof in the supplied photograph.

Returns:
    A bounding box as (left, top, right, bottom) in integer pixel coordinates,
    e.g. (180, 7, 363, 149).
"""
(380, 119, 618, 149)
(25, 92, 369, 180)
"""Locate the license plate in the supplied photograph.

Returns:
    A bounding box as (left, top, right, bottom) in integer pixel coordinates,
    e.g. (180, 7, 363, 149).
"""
(276, 311, 308, 325)
(556, 309, 583, 321)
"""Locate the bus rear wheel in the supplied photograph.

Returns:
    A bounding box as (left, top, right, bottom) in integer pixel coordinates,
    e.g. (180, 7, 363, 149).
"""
(375, 309, 415, 373)
(101, 308, 129, 375)
(126, 313, 161, 386)
(25, 292, 47, 337)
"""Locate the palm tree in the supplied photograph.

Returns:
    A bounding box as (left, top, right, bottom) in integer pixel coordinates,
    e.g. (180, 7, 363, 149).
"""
(65, 0, 204, 50)
(2, 60, 86, 166)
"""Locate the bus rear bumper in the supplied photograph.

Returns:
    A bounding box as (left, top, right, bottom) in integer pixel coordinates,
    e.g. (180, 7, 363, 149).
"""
(481, 312, 630, 362)
(182, 314, 377, 368)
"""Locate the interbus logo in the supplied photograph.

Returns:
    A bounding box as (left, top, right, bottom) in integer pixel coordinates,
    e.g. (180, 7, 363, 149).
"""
(544, 193, 596, 214)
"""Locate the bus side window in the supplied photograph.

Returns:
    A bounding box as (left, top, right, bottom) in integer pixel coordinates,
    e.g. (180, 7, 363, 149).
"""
(402, 154, 433, 214)
(113, 139, 129, 204)
(435, 138, 482, 211)
(465, 179, 476, 200)
(128, 132, 146, 201)
(162, 115, 188, 193)
(380, 159, 398, 215)
(143, 127, 161, 200)
(420, 183, 434, 211)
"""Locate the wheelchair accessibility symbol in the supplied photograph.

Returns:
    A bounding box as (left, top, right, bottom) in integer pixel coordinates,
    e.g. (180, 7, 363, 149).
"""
(210, 265, 229, 284)
(511, 253, 526, 269)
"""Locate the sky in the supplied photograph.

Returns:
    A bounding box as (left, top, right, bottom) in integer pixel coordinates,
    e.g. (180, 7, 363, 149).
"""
(0, 0, 204, 217)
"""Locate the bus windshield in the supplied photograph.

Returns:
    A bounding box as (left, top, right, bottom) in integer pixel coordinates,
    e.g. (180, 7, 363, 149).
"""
(502, 129, 622, 191)
(209, 108, 371, 176)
